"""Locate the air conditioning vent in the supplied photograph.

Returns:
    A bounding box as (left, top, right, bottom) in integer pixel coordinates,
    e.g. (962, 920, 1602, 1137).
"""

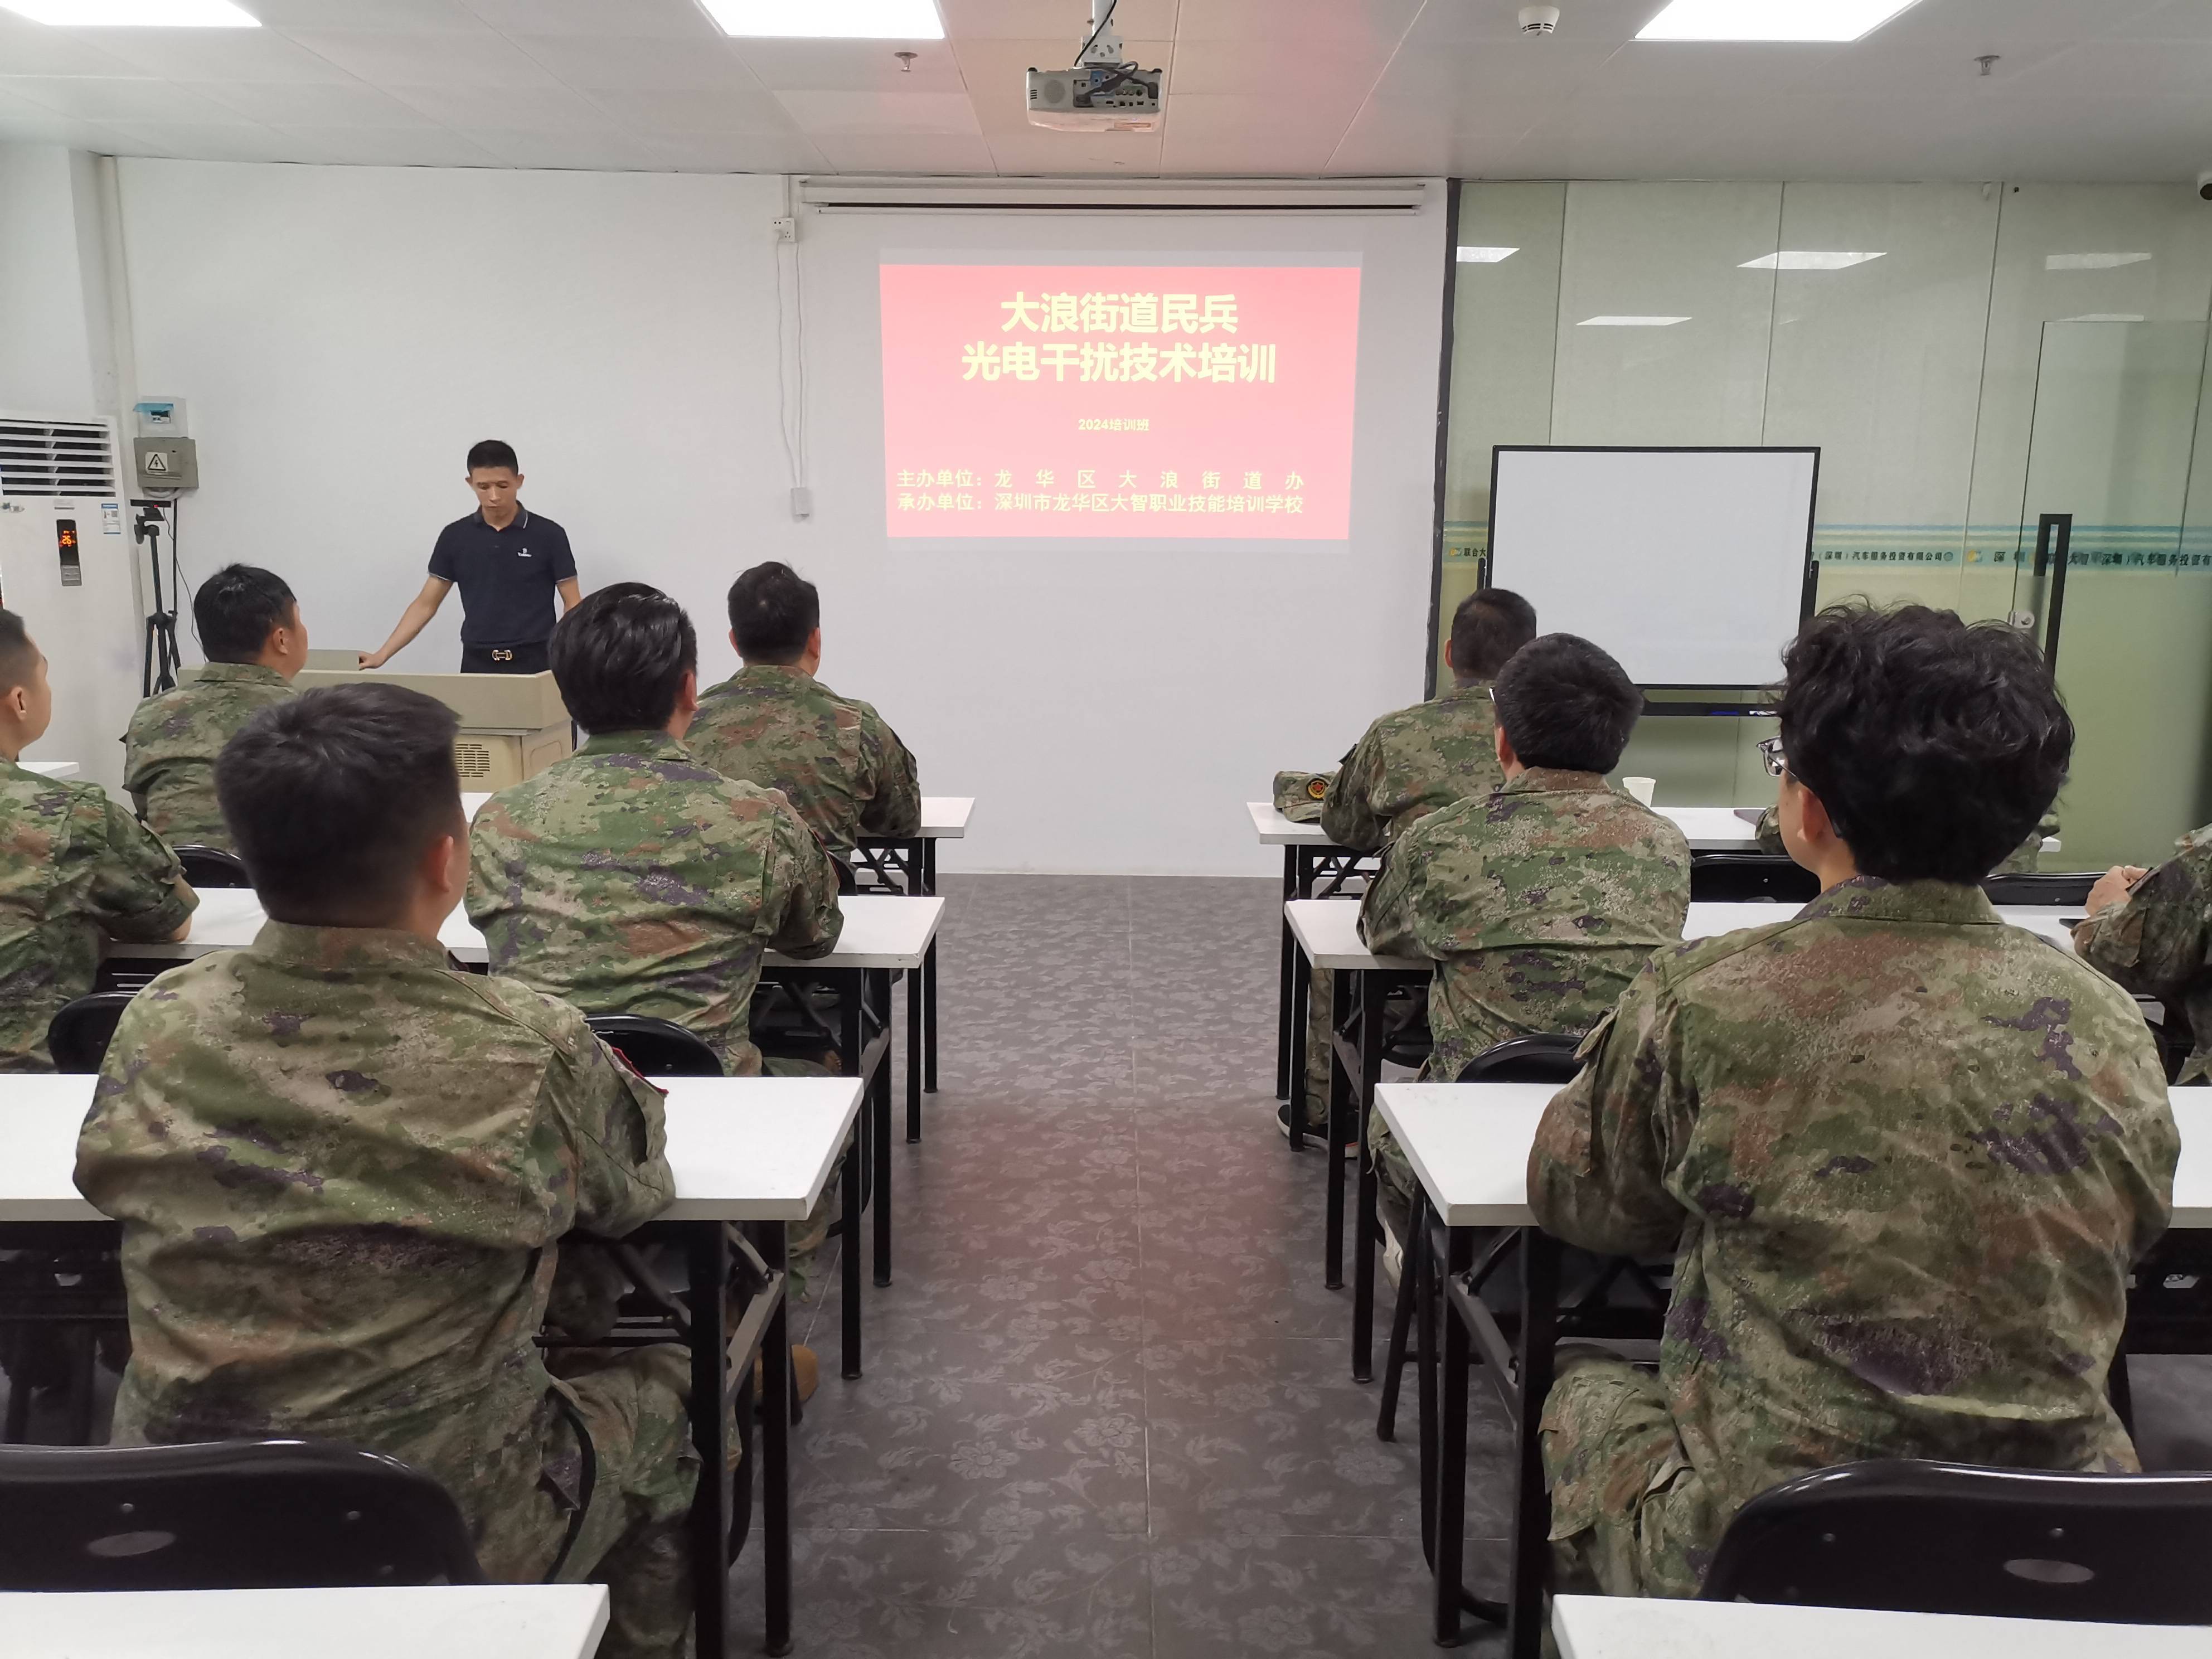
(0, 416, 118, 498)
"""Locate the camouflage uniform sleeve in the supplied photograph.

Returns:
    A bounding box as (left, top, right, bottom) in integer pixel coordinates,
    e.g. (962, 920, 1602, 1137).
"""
(1526, 955, 1686, 1257)
(120, 701, 156, 818)
(538, 997, 676, 1239)
(2074, 846, 2212, 1006)
(856, 707, 922, 839)
(1753, 804, 1784, 856)
(762, 792, 845, 962)
(72, 791, 195, 943)
(1320, 727, 1388, 852)
(1359, 835, 1431, 961)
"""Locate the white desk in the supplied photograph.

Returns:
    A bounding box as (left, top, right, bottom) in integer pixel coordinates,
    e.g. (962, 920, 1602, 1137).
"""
(0, 1584, 611, 1659)
(1251, 800, 1765, 852)
(464, 790, 975, 840)
(1385, 1082, 2212, 1656)
(20, 759, 80, 780)
(0, 1071, 862, 1659)
(110, 891, 944, 973)
(1553, 1595, 2204, 1659)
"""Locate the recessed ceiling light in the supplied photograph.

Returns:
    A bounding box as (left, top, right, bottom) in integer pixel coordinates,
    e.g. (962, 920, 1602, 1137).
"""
(2045, 252, 2153, 271)
(2060, 314, 2146, 323)
(1457, 246, 1519, 263)
(1740, 250, 1886, 270)
(1579, 315, 1691, 326)
(0, 0, 257, 21)
(1636, 0, 1921, 43)
(698, 0, 943, 38)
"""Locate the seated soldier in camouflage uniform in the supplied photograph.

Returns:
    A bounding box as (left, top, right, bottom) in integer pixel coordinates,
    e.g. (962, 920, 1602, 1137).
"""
(122, 564, 305, 853)
(1755, 800, 2058, 874)
(686, 560, 920, 860)
(1530, 604, 2178, 1601)
(0, 608, 196, 1071)
(2074, 842, 2212, 1082)
(1360, 634, 1689, 1208)
(76, 684, 698, 1659)
(1284, 587, 1538, 1141)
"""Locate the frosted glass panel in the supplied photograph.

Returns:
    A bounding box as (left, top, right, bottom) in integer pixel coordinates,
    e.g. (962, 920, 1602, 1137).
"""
(1553, 181, 1781, 447)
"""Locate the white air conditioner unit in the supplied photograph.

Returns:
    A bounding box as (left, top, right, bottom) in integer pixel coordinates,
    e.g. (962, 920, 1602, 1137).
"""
(0, 415, 139, 796)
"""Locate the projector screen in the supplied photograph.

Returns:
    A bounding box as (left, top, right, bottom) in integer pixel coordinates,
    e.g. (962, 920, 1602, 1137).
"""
(880, 258, 1360, 539)
(1488, 446, 1819, 686)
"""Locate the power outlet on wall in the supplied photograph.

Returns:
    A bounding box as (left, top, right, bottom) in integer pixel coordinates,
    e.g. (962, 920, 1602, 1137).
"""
(771, 215, 797, 243)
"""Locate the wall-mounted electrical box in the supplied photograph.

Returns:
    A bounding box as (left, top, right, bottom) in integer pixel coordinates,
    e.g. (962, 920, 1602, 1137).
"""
(133, 436, 198, 489)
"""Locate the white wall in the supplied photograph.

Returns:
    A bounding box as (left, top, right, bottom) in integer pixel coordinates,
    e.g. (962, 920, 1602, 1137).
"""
(116, 159, 1451, 876)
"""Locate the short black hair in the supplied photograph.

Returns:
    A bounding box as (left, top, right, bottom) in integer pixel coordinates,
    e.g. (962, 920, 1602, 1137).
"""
(1778, 603, 2072, 886)
(1453, 589, 1537, 682)
(466, 439, 519, 474)
(217, 684, 462, 925)
(551, 582, 697, 735)
(194, 564, 296, 664)
(727, 561, 820, 663)
(1493, 633, 1642, 774)
(0, 608, 37, 696)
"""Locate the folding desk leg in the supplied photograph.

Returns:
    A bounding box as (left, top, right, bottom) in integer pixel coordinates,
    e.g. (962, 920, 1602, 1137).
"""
(1352, 970, 1384, 1384)
(869, 968, 894, 1289)
(841, 1120, 863, 1380)
(1434, 1224, 1474, 1647)
(905, 958, 923, 1143)
(1507, 1230, 1560, 1659)
(922, 840, 939, 1095)
(754, 1219, 794, 1658)
(686, 1220, 733, 1659)
(1288, 930, 1311, 1150)
(1323, 968, 1351, 1289)
(1276, 846, 1297, 1100)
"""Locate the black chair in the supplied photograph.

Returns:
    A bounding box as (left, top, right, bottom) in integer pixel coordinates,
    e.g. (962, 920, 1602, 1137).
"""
(584, 1015, 722, 1078)
(0, 1438, 482, 1589)
(1690, 853, 1820, 904)
(1702, 1458, 2212, 1623)
(1377, 1034, 1588, 1447)
(46, 991, 135, 1076)
(171, 845, 250, 889)
(1981, 871, 2098, 907)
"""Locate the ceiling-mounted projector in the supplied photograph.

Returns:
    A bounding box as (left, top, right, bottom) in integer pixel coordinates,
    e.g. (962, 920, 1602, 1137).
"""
(1026, 0, 1162, 132)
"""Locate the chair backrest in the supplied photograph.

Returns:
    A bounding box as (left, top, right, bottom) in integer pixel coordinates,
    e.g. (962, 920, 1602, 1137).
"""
(1981, 871, 2097, 906)
(47, 991, 136, 1075)
(1456, 1033, 1584, 1085)
(585, 1013, 723, 1078)
(0, 1439, 483, 1590)
(1702, 1458, 2212, 1623)
(1690, 853, 1821, 904)
(171, 845, 251, 889)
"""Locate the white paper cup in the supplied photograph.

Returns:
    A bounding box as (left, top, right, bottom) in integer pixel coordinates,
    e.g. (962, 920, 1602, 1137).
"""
(1622, 776, 1656, 807)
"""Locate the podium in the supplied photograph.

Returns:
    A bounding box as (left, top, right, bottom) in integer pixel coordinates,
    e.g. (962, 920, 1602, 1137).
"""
(187, 651, 575, 789)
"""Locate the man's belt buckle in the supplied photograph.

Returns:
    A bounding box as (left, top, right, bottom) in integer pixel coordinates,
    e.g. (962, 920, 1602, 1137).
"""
(492, 648, 513, 663)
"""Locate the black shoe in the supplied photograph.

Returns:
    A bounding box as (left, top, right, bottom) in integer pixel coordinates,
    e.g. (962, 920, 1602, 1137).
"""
(1277, 1100, 1357, 1157)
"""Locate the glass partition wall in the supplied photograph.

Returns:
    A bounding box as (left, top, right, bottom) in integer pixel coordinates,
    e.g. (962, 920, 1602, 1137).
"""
(1437, 179, 2212, 870)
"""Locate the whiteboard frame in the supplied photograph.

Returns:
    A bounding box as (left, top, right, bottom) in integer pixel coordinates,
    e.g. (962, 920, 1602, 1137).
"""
(1483, 444, 1822, 692)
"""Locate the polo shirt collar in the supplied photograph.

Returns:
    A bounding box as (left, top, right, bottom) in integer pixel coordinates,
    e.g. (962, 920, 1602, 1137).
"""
(1796, 875, 2000, 928)
(476, 506, 531, 533)
(251, 920, 451, 973)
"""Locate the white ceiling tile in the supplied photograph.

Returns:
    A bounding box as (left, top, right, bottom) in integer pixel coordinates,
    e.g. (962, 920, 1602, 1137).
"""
(186, 77, 435, 124)
(231, 0, 494, 31)
(807, 129, 997, 170)
(503, 32, 760, 91)
(1171, 0, 1423, 49)
(1157, 90, 1360, 171)
(453, 126, 678, 169)
(2006, 38, 2212, 94)
(94, 121, 328, 163)
(733, 36, 970, 91)
(64, 26, 360, 81)
(266, 121, 504, 164)
(642, 130, 828, 170)
(0, 111, 135, 147)
(461, 0, 712, 36)
(978, 125, 1161, 173)
(389, 81, 618, 130)
(0, 74, 242, 121)
(586, 84, 797, 134)
(280, 28, 560, 87)
(1166, 32, 1396, 95)
(937, 0, 1176, 43)
(0, 14, 148, 75)
(2110, 0, 2212, 38)
(773, 87, 979, 134)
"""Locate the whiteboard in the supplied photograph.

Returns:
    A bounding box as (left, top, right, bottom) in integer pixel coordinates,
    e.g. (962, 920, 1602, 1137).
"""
(1487, 447, 1818, 686)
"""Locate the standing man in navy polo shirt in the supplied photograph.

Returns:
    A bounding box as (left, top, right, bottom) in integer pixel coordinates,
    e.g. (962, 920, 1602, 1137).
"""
(360, 440, 580, 675)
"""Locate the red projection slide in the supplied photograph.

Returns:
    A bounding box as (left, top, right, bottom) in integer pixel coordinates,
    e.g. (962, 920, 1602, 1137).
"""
(880, 261, 1361, 539)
